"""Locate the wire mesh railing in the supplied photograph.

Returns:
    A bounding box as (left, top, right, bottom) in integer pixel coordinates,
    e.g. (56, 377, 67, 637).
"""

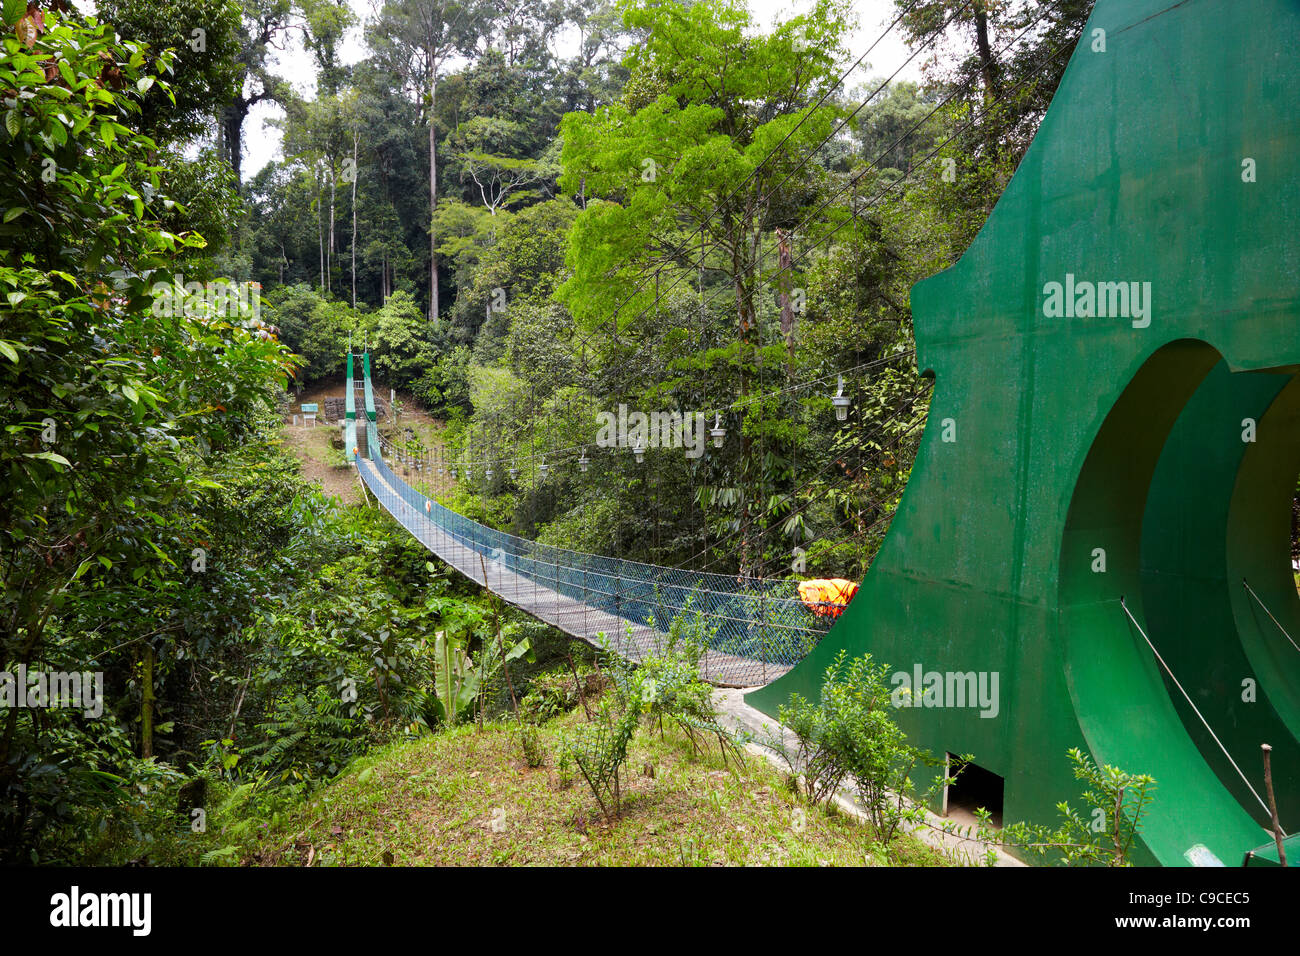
(354, 415, 833, 686)
(361, 352, 377, 423)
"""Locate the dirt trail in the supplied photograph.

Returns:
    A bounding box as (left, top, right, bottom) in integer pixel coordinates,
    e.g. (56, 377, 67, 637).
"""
(279, 381, 454, 506)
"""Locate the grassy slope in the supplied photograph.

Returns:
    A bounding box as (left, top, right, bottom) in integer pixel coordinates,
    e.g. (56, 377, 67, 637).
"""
(233, 709, 950, 867)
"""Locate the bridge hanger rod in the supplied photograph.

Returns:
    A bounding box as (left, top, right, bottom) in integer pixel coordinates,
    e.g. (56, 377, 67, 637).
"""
(1242, 578, 1300, 655)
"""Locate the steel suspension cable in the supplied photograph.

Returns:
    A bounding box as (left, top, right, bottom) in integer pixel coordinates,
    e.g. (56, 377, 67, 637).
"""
(1242, 578, 1300, 655)
(1119, 596, 1279, 824)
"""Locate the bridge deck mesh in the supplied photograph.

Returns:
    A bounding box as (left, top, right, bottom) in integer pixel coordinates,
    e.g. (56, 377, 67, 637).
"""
(353, 416, 832, 687)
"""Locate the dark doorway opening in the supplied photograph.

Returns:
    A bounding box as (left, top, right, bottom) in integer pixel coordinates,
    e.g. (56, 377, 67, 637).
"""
(945, 754, 1004, 828)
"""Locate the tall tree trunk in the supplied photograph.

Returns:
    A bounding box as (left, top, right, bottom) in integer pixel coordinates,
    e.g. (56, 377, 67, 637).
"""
(328, 170, 336, 294)
(972, 2, 1002, 103)
(429, 69, 440, 324)
(141, 644, 155, 759)
(221, 103, 247, 185)
(351, 129, 358, 309)
(318, 184, 326, 293)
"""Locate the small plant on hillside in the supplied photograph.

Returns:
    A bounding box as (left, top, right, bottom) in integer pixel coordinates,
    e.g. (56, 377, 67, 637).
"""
(519, 724, 546, 769)
(519, 664, 607, 725)
(560, 626, 743, 821)
(560, 693, 640, 820)
(422, 619, 531, 729)
(639, 608, 743, 766)
(242, 690, 365, 783)
(554, 737, 575, 789)
(770, 692, 850, 805)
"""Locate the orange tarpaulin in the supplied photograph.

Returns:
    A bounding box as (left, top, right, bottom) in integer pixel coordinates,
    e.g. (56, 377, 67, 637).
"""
(798, 578, 859, 618)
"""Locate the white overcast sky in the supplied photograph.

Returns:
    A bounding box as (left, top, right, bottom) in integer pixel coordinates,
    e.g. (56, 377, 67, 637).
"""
(240, 0, 922, 178)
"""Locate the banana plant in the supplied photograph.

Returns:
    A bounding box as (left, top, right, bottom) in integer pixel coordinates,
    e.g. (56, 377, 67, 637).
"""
(430, 630, 479, 728)
(428, 627, 532, 727)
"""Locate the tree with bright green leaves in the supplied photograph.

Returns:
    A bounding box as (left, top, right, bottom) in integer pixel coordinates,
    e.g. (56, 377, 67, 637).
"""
(370, 289, 435, 391)
(557, 0, 852, 575)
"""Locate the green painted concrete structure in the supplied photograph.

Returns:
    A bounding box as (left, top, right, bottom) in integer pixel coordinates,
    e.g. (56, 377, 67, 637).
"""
(344, 353, 358, 465)
(345, 352, 356, 421)
(750, 0, 1300, 865)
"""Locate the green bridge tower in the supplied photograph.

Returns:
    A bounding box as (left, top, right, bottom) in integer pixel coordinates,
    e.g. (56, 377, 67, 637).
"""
(750, 0, 1300, 866)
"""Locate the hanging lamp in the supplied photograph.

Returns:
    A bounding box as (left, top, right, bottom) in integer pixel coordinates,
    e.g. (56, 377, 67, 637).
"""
(709, 413, 726, 448)
(832, 374, 851, 422)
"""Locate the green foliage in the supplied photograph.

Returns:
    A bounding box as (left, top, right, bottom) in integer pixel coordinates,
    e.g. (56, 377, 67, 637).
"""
(520, 663, 605, 724)
(416, 344, 474, 414)
(518, 723, 546, 768)
(559, 686, 640, 821)
(0, 8, 301, 861)
(561, 623, 738, 820)
(430, 627, 480, 727)
(775, 651, 939, 844)
(95, 0, 244, 142)
(242, 689, 363, 783)
(268, 284, 363, 385)
(558, 0, 849, 331)
(444, 115, 555, 215)
(370, 290, 434, 392)
(637, 606, 741, 763)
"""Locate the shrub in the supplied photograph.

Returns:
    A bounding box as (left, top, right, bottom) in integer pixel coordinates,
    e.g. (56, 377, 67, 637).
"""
(637, 609, 742, 766)
(772, 692, 850, 805)
(774, 650, 938, 844)
(519, 665, 607, 724)
(518, 724, 546, 769)
(559, 693, 640, 820)
(560, 624, 741, 820)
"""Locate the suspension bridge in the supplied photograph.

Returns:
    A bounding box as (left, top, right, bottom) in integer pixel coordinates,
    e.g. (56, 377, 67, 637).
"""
(343, 352, 834, 688)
